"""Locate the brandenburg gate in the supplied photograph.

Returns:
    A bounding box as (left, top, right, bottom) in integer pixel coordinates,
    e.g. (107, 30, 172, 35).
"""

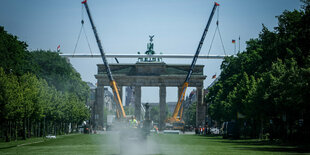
(95, 36, 207, 130)
(95, 63, 206, 130)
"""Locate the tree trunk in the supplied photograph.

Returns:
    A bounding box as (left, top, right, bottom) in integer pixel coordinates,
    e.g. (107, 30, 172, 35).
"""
(38, 122, 41, 137)
(27, 118, 31, 138)
(34, 121, 37, 137)
(59, 122, 61, 135)
(9, 121, 12, 140)
(43, 118, 46, 137)
(5, 120, 11, 142)
(22, 117, 26, 140)
(15, 121, 17, 141)
(71, 123, 73, 133)
(54, 123, 56, 136)
(260, 119, 264, 139)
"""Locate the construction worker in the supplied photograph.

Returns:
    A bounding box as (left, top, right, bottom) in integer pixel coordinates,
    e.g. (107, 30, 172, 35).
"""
(129, 116, 138, 128)
(133, 117, 138, 128)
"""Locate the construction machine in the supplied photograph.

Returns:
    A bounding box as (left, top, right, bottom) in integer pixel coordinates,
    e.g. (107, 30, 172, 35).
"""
(166, 2, 220, 129)
(81, 3, 152, 150)
(81, 0, 126, 120)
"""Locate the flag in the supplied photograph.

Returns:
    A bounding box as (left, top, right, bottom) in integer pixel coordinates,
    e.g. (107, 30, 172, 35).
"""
(212, 74, 216, 79)
(57, 45, 60, 52)
(232, 40, 236, 43)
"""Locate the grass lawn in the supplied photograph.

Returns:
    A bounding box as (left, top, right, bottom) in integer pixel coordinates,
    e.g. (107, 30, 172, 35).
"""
(0, 133, 309, 155)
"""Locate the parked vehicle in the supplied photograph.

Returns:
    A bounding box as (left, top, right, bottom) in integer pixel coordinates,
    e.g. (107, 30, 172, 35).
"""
(173, 122, 185, 131)
(221, 121, 238, 139)
(210, 127, 220, 135)
(46, 134, 56, 139)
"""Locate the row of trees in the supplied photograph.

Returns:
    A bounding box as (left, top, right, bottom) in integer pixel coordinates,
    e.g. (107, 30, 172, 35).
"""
(0, 26, 90, 142)
(206, 1, 309, 141)
(183, 102, 196, 127)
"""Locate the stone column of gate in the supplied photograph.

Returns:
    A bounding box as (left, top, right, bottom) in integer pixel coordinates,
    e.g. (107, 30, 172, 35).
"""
(159, 86, 166, 131)
(196, 87, 205, 128)
(134, 86, 141, 121)
(95, 86, 105, 130)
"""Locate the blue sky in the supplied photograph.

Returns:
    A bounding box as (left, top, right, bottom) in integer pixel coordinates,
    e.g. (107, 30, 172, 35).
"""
(0, 0, 301, 102)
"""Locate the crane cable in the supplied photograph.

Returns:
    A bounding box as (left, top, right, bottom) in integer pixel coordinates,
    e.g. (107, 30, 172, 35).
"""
(207, 6, 226, 56)
(207, 7, 225, 80)
(73, 5, 93, 57)
(74, 4, 119, 63)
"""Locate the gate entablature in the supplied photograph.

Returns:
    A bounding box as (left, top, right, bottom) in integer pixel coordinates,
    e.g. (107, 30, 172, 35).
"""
(96, 63, 206, 87)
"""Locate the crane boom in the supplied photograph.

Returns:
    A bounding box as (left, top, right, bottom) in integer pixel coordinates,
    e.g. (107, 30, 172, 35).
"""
(169, 2, 219, 122)
(81, 0, 126, 119)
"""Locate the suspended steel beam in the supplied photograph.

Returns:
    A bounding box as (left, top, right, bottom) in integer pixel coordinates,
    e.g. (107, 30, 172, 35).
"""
(59, 53, 229, 59)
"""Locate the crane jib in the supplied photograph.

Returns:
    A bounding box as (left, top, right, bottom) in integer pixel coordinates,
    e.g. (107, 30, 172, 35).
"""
(82, 0, 126, 118)
(184, 2, 219, 83)
(82, 1, 114, 82)
(171, 2, 219, 121)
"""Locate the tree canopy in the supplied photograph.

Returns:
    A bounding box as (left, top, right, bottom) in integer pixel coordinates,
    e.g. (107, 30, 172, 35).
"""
(206, 2, 310, 141)
(0, 26, 90, 141)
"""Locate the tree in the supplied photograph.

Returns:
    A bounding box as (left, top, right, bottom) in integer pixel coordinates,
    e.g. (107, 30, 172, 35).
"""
(0, 27, 36, 75)
(183, 102, 197, 126)
(30, 50, 89, 101)
(0, 68, 23, 141)
(19, 73, 40, 139)
(0, 27, 91, 141)
(150, 106, 160, 123)
(206, 1, 310, 140)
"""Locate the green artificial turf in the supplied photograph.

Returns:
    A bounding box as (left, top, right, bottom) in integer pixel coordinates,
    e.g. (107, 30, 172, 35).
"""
(0, 133, 308, 155)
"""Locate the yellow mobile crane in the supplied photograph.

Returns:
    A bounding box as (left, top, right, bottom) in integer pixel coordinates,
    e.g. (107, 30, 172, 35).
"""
(167, 2, 219, 129)
(81, 0, 126, 119)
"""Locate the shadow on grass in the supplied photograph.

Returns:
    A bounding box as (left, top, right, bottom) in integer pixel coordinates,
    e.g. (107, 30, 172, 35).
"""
(107, 154, 163, 155)
(193, 135, 310, 153)
(235, 146, 310, 153)
(218, 138, 310, 153)
(0, 145, 17, 150)
(220, 139, 279, 145)
(190, 135, 223, 140)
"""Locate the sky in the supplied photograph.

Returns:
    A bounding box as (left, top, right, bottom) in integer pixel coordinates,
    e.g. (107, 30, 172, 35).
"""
(0, 0, 301, 103)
